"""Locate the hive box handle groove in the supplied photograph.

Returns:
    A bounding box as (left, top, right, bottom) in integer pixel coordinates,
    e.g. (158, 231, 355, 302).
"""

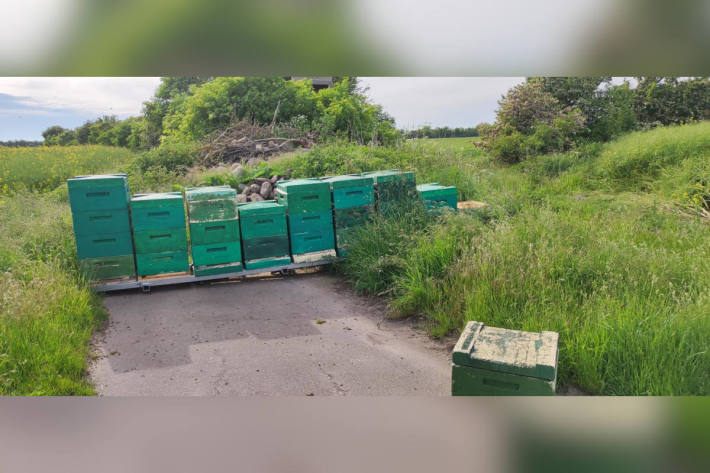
(93, 238, 117, 244)
(150, 234, 171, 239)
(89, 215, 112, 221)
(206, 247, 227, 253)
(86, 191, 109, 197)
(148, 211, 170, 217)
(205, 225, 225, 231)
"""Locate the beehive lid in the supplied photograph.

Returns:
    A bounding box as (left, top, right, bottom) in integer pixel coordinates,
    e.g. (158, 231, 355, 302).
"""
(324, 174, 374, 189)
(417, 183, 457, 196)
(130, 192, 184, 208)
(452, 321, 559, 381)
(185, 186, 237, 201)
(276, 178, 329, 194)
(361, 170, 401, 183)
(67, 174, 127, 188)
(237, 200, 285, 217)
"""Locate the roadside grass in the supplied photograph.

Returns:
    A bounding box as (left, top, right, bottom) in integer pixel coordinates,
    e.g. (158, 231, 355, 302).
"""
(0, 145, 137, 194)
(0, 193, 106, 395)
(273, 123, 710, 395)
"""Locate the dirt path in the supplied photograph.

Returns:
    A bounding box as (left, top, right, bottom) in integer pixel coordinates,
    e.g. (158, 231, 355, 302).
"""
(90, 271, 452, 395)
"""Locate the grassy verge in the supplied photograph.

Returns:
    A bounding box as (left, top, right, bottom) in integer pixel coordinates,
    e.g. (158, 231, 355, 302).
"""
(0, 146, 142, 395)
(269, 124, 710, 395)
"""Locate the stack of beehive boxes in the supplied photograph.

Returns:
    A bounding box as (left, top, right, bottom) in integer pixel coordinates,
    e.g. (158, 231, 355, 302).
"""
(238, 201, 291, 270)
(275, 178, 336, 263)
(416, 183, 458, 212)
(361, 170, 417, 215)
(68, 174, 136, 281)
(130, 192, 189, 277)
(323, 174, 375, 256)
(185, 186, 243, 277)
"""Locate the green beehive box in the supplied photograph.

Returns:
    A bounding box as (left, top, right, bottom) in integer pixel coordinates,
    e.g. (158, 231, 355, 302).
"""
(275, 178, 332, 214)
(244, 256, 292, 271)
(185, 186, 237, 201)
(417, 183, 458, 211)
(363, 170, 417, 210)
(185, 186, 239, 223)
(130, 192, 186, 231)
(67, 174, 130, 213)
(135, 251, 189, 277)
(191, 240, 242, 267)
(71, 208, 131, 236)
(194, 261, 243, 277)
(287, 211, 334, 235)
(451, 321, 559, 396)
(324, 174, 375, 209)
(79, 254, 135, 281)
(189, 219, 240, 246)
(242, 235, 290, 261)
(75, 232, 134, 259)
(133, 227, 188, 254)
(187, 199, 239, 222)
(289, 227, 335, 255)
(333, 206, 374, 229)
(238, 201, 287, 239)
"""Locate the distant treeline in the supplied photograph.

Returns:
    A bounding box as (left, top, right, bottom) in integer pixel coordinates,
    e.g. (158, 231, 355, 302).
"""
(403, 126, 479, 139)
(0, 140, 43, 147)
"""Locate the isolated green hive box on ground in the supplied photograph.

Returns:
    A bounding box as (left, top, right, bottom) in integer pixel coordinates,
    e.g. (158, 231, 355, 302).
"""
(275, 178, 332, 214)
(451, 321, 559, 396)
(417, 183, 458, 211)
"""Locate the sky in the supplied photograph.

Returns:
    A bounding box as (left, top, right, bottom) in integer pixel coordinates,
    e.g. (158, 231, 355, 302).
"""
(0, 77, 525, 141)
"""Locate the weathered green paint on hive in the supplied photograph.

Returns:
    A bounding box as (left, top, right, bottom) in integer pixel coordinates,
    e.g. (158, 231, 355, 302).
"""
(187, 199, 238, 222)
(133, 227, 188, 254)
(275, 178, 332, 214)
(244, 256, 292, 270)
(193, 261, 243, 277)
(75, 231, 134, 259)
(242, 235, 290, 261)
(289, 227, 335, 255)
(189, 219, 240, 246)
(287, 211, 334, 235)
(185, 186, 237, 201)
(451, 365, 556, 396)
(324, 174, 375, 209)
(79, 254, 135, 281)
(135, 250, 189, 276)
(67, 174, 130, 213)
(451, 321, 559, 396)
(417, 183, 458, 211)
(239, 202, 287, 239)
(130, 192, 186, 231)
(71, 208, 131, 236)
(191, 240, 242, 267)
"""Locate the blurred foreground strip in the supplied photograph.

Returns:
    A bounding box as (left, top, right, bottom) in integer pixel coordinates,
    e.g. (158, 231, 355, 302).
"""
(1, 0, 708, 74)
(0, 398, 707, 473)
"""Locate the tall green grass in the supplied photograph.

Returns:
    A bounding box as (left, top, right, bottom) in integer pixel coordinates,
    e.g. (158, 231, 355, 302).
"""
(282, 124, 710, 395)
(0, 145, 137, 194)
(0, 193, 106, 395)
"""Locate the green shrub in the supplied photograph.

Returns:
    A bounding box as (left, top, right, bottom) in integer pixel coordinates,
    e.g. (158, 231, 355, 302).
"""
(130, 139, 198, 174)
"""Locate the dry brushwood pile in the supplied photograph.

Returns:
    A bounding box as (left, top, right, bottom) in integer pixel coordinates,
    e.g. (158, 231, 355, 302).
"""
(198, 120, 315, 167)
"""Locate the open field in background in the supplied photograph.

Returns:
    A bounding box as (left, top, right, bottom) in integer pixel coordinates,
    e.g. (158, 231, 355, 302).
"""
(1, 122, 709, 395)
(0, 145, 136, 194)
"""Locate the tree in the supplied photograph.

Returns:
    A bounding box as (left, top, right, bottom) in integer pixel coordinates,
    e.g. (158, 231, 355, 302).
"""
(42, 126, 67, 144)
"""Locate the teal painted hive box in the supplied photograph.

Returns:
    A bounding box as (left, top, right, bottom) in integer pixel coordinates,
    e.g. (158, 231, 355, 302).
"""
(130, 192, 189, 276)
(67, 174, 135, 281)
(185, 186, 242, 273)
(130, 192, 186, 231)
(67, 174, 130, 213)
(238, 201, 291, 269)
(185, 186, 239, 223)
(452, 321, 559, 396)
(417, 183, 457, 211)
(361, 170, 417, 214)
(275, 178, 332, 214)
(324, 174, 375, 209)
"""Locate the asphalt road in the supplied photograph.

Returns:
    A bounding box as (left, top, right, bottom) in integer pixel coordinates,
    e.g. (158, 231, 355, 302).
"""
(90, 271, 452, 395)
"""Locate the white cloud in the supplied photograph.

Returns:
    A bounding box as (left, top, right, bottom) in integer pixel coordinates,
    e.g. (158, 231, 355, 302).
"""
(0, 77, 161, 116)
(360, 77, 524, 129)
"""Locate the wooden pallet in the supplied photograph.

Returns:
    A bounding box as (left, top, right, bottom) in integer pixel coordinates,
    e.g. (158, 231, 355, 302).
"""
(457, 200, 488, 210)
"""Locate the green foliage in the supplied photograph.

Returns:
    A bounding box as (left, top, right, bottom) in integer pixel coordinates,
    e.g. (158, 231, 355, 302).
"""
(129, 138, 198, 174)
(404, 125, 479, 139)
(634, 77, 710, 126)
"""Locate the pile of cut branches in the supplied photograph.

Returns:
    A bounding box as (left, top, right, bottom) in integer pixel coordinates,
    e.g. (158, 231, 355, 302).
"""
(197, 119, 315, 167)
